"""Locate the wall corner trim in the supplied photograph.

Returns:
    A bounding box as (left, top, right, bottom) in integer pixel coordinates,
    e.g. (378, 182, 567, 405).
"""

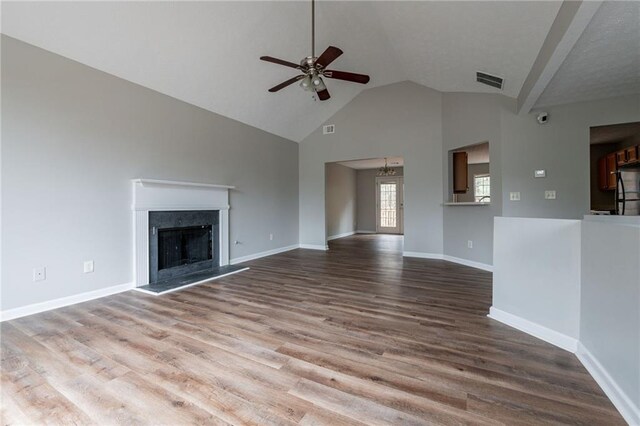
(230, 244, 299, 265)
(299, 244, 329, 251)
(0, 282, 135, 322)
(443, 255, 493, 272)
(576, 342, 640, 426)
(327, 231, 356, 241)
(488, 307, 578, 353)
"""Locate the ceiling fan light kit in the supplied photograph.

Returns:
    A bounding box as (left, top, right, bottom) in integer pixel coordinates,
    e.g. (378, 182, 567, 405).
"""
(260, 0, 370, 101)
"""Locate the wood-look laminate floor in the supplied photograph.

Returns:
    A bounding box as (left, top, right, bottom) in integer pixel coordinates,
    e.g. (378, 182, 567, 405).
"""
(1, 234, 624, 425)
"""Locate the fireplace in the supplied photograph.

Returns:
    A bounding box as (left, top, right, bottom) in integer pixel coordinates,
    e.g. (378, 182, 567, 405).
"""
(132, 178, 234, 289)
(148, 210, 219, 284)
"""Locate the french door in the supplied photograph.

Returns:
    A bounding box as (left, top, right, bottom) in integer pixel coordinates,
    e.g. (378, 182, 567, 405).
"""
(376, 176, 404, 234)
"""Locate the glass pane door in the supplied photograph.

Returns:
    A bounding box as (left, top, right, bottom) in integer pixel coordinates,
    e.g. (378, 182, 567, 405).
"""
(377, 177, 403, 233)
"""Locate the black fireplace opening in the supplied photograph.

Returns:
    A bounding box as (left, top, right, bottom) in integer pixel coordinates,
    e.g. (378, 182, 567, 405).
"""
(158, 225, 212, 271)
(149, 210, 219, 284)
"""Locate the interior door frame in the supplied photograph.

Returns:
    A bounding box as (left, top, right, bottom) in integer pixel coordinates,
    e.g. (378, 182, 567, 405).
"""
(375, 176, 404, 234)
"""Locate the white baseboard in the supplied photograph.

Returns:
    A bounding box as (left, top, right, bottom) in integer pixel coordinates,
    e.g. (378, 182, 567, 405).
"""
(327, 231, 356, 241)
(0, 281, 134, 322)
(576, 342, 640, 426)
(488, 307, 578, 353)
(299, 244, 329, 251)
(133, 267, 250, 296)
(403, 251, 443, 259)
(230, 244, 299, 265)
(443, 255, 493, 272)
(356, 230, 376, 234)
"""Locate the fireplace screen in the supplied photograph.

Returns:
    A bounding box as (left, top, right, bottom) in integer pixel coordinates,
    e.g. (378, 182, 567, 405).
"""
(157, 225, 212, 271)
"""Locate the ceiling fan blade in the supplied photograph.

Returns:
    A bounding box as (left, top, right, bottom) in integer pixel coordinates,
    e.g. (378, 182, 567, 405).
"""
(260, 56, 301, 69)
(324, 70, 370, 84)
(316, 88, 330, 101)
(268, 75, 304, 92)
(315, 46, 343, 68)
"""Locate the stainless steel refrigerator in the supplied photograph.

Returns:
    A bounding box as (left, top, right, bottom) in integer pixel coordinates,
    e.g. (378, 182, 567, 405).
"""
(616, 167, 640, 215)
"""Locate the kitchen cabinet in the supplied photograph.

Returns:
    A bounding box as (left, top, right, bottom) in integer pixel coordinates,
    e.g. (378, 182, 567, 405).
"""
(598, 153, 617, 191)
(627, 146, 638, 163)
(452, 152, 468, 194)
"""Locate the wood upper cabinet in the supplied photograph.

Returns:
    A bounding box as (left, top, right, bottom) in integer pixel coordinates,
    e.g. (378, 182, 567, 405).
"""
(452, 151, 468, 194)
(616, 150, 628, 166)
(627, 146, 638, 163)
(598, 145, 639, 191)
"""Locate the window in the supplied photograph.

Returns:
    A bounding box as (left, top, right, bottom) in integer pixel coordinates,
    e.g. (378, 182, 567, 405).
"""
(474, 175, 490, 203)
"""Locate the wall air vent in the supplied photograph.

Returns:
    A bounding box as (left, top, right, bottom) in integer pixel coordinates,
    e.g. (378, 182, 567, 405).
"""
(323, 124, 335, 135)
(476, 72, 504, 90)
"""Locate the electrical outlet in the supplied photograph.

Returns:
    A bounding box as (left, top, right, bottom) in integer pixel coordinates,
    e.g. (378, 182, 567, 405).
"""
(83, 260, 94, 273)
(509, 192, 521, 201)
(467, 240, 473, 249)
(33, 267, 46, 282)
(534, 169, 546, 178)
(269, 233, 274, 241)
(545, 190, 557, 200)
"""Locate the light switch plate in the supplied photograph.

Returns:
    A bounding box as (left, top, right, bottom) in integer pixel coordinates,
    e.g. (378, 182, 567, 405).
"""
(83, 260, 94, 273)
(534, 169, 546, 178)
(545, 190, 557, 200)
(509, 192, 521, 201)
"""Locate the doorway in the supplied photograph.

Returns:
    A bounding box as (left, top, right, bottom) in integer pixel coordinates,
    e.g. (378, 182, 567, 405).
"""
(376, 176, 404, 234)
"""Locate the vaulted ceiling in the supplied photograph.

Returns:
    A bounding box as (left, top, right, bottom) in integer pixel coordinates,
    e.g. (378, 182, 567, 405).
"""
(1, 1, 563, 141)
(4, 1, 635, 143)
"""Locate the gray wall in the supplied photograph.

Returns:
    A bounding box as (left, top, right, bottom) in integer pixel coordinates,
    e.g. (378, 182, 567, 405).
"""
(1, 36, 299, 311)
(443, 92, 639, 267)
(501, 95, 640, 219)
(442, 93, 506, 266)
(356, 167, 403, 233)
(300, 81, 443, 254)
(325, 163, 357, 239)
(581, 219, 640, 414)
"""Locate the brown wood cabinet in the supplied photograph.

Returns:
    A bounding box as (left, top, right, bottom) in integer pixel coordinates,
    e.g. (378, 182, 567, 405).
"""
(598, 153, 618, 191)
(598, 145, 640, 191)
(617, 150, 628, 166)
(452, 151, 468, 194)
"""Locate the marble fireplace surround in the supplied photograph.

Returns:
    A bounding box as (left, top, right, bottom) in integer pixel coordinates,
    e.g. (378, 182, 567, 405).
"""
(131, 179, 233, 288)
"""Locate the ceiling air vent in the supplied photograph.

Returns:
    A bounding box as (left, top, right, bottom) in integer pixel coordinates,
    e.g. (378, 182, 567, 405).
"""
(476, 72, 503, 90)
(323, 124, 335, 135)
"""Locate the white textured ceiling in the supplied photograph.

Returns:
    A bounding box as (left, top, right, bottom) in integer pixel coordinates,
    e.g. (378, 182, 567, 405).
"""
(536, 1, 640, 108)
(337, 156, 404, 170)
(1, 1, 562, 142)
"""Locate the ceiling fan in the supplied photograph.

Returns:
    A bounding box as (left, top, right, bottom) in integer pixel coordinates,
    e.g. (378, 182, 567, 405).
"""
(259, 0, 370, 101)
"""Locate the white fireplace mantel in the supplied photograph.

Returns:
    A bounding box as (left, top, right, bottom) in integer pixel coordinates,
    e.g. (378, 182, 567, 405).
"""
(131, 178, 232, 287)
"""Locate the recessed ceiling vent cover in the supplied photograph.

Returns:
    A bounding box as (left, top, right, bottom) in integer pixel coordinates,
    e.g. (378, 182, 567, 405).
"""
(476, 72, 503, 90)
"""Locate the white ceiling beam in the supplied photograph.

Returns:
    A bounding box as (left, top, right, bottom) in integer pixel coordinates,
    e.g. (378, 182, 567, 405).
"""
(517, 0, 603, 114)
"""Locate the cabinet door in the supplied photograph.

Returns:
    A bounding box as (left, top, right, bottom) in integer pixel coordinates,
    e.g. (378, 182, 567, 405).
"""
(607, 153, 617, 189)
(616, 150, 627, 166)
(452, 152, 468, 194)
(598, 156, 609, 190)
(626, 146, 638, 164)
